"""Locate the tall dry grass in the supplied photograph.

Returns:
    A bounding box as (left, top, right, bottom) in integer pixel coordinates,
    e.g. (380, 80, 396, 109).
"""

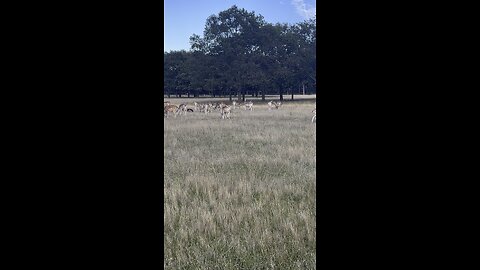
(164, 100, 316, 269)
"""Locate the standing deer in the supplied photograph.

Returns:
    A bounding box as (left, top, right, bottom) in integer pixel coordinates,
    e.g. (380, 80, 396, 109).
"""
(220, 104, 232, 119)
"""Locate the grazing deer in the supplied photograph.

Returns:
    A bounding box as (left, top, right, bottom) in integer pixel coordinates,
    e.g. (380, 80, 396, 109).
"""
(267, 101, 282, 110)
(212, 102, 222, 110)
(175, 104, 188, 116)
(164, 104, 179, 118)
(216, 102, 226, 110)
(194, 102, 208, 113)
(200, 103, 212, 114)
(244, 101, 254, 111)
(311, 108, 316, 123)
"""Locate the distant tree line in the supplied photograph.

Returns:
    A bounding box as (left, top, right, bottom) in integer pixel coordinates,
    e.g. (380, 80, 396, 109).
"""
(164, 5, 316, 101)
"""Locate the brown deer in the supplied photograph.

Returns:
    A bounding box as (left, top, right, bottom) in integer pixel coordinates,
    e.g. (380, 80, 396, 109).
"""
(164, 104, 178, 118)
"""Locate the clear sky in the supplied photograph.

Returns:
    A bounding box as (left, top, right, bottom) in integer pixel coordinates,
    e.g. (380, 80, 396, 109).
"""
(164, 0, 316, 52)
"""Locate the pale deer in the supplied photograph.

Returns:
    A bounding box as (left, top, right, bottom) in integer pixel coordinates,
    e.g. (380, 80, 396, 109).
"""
(267, 101, 282, 110)
(220, 105, 232, 119)
(244, 101, 254, 111)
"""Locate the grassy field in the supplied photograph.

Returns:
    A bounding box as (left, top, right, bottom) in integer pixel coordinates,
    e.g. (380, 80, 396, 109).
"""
(164, 98, 316, 269)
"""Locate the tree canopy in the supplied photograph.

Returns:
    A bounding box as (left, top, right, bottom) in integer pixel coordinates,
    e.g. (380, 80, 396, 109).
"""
(164, 5, 316, 100)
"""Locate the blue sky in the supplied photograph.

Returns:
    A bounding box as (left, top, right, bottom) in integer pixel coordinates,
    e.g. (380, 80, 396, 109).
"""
(164, 0, 316, 52)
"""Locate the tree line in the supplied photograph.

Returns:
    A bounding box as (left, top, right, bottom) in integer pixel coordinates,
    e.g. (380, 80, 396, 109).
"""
(164, 5, 316, 101)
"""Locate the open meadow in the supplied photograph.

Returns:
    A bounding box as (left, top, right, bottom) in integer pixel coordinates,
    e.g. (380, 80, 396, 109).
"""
(164, 97, 317, 269)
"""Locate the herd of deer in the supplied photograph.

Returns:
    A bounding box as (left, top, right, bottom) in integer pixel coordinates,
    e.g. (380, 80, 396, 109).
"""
(164, 100, 316, 122)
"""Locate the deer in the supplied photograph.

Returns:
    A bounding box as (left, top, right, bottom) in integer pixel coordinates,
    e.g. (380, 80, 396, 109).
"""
(244, 101, 254, 111)
(220, 104, 232, 119)
(267, 101, 282, 110)
(175, 104, 188, 117)
(199, 103, 213, 114)
(164, 104, 179, 118)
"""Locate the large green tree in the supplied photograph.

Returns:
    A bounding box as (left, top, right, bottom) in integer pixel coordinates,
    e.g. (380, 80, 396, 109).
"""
(163, 6, 316, 99)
